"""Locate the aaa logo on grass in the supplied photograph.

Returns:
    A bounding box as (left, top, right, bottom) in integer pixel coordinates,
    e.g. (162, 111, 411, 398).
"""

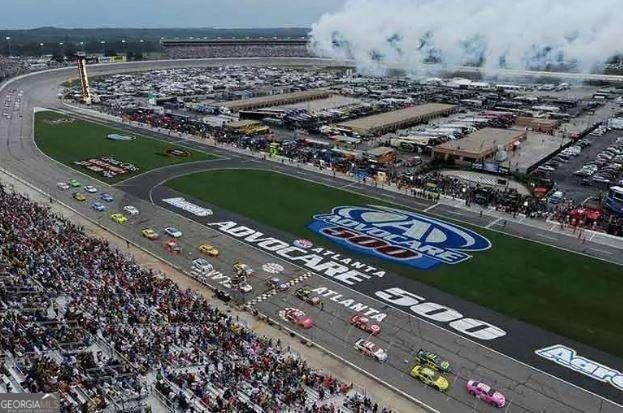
(307, 205, 491, 270)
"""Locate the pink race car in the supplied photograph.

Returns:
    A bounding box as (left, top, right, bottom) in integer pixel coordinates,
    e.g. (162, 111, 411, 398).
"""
(466, 380, 506, 408)
(279, 307, 314, 329)
(350, 315, 381, 335)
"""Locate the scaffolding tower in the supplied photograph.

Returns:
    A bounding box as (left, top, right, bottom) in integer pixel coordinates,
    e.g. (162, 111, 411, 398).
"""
(76, 52, 92, 104)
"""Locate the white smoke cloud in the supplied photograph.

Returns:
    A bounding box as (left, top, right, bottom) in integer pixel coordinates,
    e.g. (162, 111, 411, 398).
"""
(309, 0, 623, 76)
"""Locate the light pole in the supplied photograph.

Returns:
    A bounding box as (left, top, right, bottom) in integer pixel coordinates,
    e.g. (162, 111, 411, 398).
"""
(39, 42, 44, 55)
(5, 36, 11, 56)
(100, 40, 106, 57)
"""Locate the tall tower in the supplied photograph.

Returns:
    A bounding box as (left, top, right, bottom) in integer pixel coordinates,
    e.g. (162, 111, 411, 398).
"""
(76, 52, 92, 104)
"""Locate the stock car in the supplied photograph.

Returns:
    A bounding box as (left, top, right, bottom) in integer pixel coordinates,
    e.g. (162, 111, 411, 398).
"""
(198, 243, 219, 257)
(192, 258, 214, 273)
(266, 277, 289, 291)
(410, 364, 449, 391)
(142, 228, 159, 240)
(350, 315, 381, 335)
(278, 308, 314, 329)
(294, 288, 321, 306)
(84, 185, 97, 193)
(164, 239, 181, 254)
(91, 202, 107, 212)
(57, 182, 70, 190)
(111, 213, 128, 224)
(100, 193, 114, 202)
(354, 339, 388, 362)
(164, 227, 182, 238)
(123, 205, 139, 215)
(214, 289, 231, 302)
(466, 380, 507, 408)
(72, 192, 87, 202)
(69, 179, 81, 188)
(416, 349, 451, 372)
(231, 275, 253, 293)
(233, 261, 254, 277)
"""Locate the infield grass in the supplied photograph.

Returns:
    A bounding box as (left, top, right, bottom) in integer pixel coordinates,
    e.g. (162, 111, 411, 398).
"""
(34, 110, 217, 183)
(167, 168, 623, 357)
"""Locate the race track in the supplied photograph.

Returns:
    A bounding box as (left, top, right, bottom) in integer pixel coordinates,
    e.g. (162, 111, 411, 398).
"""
(1, 58, 622, 413)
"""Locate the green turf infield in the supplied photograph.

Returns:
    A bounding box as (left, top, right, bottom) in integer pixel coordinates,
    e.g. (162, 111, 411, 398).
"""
(34, 110, 217, 183)
(167, 168, 623, 357)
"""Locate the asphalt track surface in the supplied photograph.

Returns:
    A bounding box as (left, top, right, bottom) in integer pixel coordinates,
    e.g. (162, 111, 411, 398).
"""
(1, 58, 622, 413)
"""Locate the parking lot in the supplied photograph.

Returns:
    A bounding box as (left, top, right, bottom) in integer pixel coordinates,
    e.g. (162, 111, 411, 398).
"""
(547, 128, 623, 202)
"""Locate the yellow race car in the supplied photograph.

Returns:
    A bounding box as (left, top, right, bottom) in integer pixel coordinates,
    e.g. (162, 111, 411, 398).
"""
(72, 192, 87, 202)
(198, 243, 219, 257)
(142, 228, 159, 240)
(111, 213, 128, 224)
(410, 364, 449, 391)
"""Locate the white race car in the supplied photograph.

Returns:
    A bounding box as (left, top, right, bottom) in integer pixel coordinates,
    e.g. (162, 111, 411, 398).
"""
(164, 227, 183, 238)
(123, 205, 140, 215)
(57, 182, 70, 190)
(84, 185, 98, 193)
(192, 258, 214, 273)
(354, 339, 388, 362)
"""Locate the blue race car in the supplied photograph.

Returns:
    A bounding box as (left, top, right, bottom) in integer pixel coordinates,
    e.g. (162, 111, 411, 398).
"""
(91, 202, 107, 212)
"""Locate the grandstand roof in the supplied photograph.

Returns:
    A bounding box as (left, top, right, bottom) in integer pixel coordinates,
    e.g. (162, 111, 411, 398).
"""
(161, 37, 308, 46)
(337, 103, 456, 135)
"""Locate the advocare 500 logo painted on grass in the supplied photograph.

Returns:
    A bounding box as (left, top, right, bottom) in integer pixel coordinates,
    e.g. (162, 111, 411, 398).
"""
(307, 205, 491, 269)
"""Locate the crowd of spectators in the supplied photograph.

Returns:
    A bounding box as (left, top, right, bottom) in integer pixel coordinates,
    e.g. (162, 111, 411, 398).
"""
(0, 185, 392, 412)
(163, 44, 311, 60)
(549, 198, 623, 236)
(407, 171, 550, 218)
(0, 56, 30, 82)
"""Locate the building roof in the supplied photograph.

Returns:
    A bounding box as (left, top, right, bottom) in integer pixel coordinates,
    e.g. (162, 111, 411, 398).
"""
(221, 89, 332, 111)
(434, 128, 526, 159)
(337, 103, 456, 134)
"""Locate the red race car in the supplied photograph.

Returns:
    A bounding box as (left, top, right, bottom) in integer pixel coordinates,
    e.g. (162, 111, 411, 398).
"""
(279, 307, 314, 329)
(350, 315, 381, 335)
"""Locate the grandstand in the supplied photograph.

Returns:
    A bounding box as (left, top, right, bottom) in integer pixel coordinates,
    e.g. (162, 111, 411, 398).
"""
(161, 37, 311, 59)
(0, 184, 388, 412)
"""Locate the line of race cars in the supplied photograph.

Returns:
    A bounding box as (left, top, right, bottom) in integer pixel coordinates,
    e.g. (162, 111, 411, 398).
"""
(57, 176, 508, 409)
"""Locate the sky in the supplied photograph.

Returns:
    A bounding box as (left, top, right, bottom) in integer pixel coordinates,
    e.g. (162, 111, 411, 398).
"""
(0, 0, 347, 29)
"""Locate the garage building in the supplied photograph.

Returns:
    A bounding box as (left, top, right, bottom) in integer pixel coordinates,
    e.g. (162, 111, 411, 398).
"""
(336, 103, 456, 136)
(221, 89, 333, 112)
(432, 128, 527, 164)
